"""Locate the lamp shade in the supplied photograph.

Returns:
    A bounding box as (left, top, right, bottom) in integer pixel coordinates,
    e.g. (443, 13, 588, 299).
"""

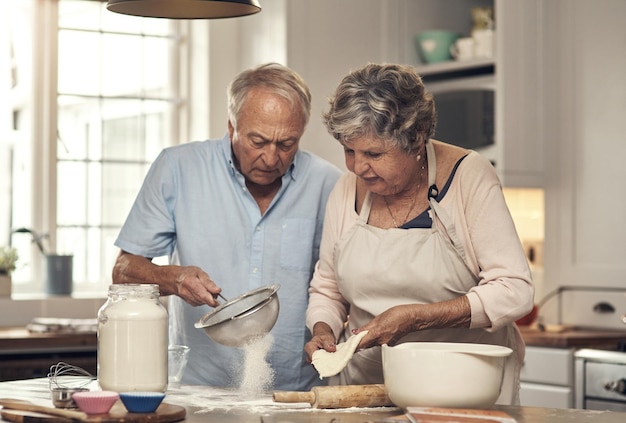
(106, 0, 262, 19)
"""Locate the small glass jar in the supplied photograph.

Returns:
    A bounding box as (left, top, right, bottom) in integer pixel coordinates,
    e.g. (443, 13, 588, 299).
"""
(97, 284, 168, 392)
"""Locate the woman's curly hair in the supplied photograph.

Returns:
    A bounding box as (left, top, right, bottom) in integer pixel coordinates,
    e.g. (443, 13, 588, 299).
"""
(323, 63, 437, 154)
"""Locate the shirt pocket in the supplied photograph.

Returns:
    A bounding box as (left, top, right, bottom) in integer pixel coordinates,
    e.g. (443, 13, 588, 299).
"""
(280, 217, 316, 272)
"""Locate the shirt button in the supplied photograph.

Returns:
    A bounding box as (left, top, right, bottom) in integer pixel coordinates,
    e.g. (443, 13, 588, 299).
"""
(252, 267, 259, 273)
(256, 226, 261, 232)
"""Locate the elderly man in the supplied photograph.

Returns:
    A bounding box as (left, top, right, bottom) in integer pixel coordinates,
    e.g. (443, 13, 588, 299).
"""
(112, 63, 341, 390)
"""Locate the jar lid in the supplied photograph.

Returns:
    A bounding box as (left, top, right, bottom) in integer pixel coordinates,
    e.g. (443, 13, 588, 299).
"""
(108, 283, 160, 297)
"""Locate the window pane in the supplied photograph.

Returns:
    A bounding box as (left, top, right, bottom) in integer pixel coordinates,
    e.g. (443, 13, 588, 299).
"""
(101, 99, 171, 161)
(102, 162, 150, 227)
(58, 30, 103, 96)
(58, 1, 103, 30)
(57, 161, 87, 226)
(55, 0, 179, 294)
(1, 2, 35, 288)
(4, 0, 181, 296)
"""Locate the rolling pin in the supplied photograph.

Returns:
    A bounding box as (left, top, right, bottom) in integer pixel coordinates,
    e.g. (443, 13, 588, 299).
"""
(0, 398, 88, 421)
(272, 384, 394, 409)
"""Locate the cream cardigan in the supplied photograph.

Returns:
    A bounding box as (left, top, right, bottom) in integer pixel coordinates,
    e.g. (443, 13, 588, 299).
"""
(306, 146, 535, 338)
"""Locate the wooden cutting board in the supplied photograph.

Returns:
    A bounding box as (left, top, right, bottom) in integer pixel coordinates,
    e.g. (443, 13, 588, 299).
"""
(0, 402, 185, 423)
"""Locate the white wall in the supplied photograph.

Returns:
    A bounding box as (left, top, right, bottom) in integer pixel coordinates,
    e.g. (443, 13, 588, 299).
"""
(188, 1, 288, 144)
(197, 0, 401, 170)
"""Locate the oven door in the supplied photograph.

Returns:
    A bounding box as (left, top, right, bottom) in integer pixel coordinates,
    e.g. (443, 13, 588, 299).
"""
(575, 349, 626, 411)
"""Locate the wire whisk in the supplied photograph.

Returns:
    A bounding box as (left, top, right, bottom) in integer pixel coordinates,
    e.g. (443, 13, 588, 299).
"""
(48, 362, 96, 390)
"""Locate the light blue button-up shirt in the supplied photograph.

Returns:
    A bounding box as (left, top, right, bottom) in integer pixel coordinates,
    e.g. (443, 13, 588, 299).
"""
(115, 134, 341, 390)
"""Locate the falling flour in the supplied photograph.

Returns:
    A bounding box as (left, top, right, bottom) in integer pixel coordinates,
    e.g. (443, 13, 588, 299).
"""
(235, 334, 275, 396)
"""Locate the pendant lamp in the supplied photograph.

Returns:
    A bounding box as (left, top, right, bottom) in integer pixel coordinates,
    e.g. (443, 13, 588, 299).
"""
(106, 0, 261, 19)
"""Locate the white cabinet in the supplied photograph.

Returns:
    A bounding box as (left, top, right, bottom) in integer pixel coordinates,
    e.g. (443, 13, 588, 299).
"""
(403, 0, 545, 187)
(494, 0, 546, 187)
(520, 346, 574, 408)
(284, 0, 545, 188)
(542, 0, 626, 302)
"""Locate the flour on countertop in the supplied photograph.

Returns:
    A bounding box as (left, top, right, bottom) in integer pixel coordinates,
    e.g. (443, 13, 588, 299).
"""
(164, 385, 394, 414)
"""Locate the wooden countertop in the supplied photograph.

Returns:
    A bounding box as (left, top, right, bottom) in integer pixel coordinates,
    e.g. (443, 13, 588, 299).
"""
(0, 327, 96, 354)
(1, 378, 626, 423)
(519, 325, 626, 349)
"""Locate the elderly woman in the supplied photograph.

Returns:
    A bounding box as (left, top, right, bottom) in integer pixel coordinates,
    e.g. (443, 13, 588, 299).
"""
(304, 63, 534, 404)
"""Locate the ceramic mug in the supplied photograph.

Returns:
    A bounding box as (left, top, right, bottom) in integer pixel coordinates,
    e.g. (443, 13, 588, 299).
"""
(415, 30, 459, 64)
(450, 37, 475, 61)
(473, 28, 494, 58)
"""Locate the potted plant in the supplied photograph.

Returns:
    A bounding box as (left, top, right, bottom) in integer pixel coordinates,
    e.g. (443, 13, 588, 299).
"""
(12, 227, 74, 296)
(0, 246, 18, 297)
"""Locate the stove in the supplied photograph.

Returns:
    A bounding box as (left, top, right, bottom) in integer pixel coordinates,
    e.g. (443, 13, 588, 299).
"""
(575, 347, 626, 411)
(542, 286, 626, 410)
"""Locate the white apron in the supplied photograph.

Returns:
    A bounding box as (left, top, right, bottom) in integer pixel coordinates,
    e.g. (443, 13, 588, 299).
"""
(333, 142, 519, 405)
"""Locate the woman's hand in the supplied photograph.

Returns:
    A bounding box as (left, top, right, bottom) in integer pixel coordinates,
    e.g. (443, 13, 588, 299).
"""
(356, 304, 419, 348)
(356, 297, 471, 349)
(304, 322, 337, 363)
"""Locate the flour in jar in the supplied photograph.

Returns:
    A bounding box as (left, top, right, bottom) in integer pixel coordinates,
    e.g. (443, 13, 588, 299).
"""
(98, 284, 168, 392)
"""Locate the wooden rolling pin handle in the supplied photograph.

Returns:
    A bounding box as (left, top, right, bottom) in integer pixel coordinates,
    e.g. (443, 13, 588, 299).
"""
(273, 384, 394, 409)
(0, 398, 88, 421)
(311, 384, 393, 409)
(272, 390, 315, 404)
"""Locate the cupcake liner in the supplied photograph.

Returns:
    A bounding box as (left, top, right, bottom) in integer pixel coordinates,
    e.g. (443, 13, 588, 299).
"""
(72, 391, 119, 414)
(119, 392, 165, 413)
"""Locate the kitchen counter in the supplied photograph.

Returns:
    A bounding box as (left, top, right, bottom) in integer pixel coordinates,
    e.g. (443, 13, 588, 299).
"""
(3, 324, 624, 352)
(519, 325, 625, 349)
(1, 378, 625, 423)
(0, 327, 96, 353)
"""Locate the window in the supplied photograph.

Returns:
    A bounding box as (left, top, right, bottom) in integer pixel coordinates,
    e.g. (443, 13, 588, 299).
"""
(1, 0, 185, 296)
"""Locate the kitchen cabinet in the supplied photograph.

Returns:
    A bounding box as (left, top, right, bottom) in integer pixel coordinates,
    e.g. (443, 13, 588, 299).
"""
(0, 327, 96, 382)
(283, 0, 544, 187)
(518, 327, 626, 409)
(520, 346, 574, 408)
(542, 0, 626, 309)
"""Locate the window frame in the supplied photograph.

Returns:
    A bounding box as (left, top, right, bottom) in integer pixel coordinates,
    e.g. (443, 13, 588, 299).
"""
(12, 0, 191, 296)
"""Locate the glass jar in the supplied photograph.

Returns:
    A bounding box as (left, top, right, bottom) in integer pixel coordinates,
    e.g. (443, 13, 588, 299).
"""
(97, 284, 168, 392)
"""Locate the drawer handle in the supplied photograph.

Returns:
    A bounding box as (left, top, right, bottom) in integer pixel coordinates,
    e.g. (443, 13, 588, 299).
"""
(604, 378, 626, 396)
(593, 302, 615, 314)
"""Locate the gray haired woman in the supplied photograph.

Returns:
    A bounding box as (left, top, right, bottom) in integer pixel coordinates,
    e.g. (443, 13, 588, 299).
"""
(304, 63, 534, 405)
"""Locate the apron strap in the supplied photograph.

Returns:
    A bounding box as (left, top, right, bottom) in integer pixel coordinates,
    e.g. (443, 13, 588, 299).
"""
(425, 141, 468, 262)
(358, 191, 372, 224)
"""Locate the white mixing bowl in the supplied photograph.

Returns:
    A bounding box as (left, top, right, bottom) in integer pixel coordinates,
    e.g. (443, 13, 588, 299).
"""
(382, 342, 512, 409)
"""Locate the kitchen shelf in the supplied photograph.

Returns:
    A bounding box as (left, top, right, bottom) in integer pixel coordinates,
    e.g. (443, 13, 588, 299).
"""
(415, 58, 495, 80)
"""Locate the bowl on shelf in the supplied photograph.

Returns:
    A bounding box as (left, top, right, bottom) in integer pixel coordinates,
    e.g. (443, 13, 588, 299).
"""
(71, 391, 119, 414)
(382, 342, 512, 409)
(119, 392, 165, 413)
(415, 30, 460, 64)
